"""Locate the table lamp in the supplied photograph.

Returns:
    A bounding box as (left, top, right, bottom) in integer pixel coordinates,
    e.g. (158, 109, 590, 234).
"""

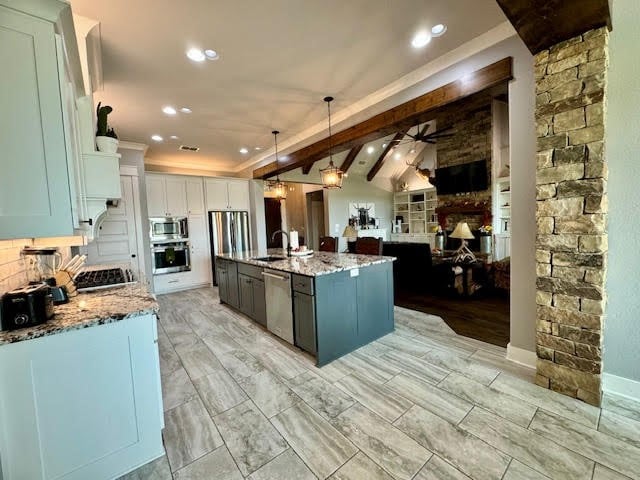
(450, 221, 476, 263)
(342, 225, 357, 253)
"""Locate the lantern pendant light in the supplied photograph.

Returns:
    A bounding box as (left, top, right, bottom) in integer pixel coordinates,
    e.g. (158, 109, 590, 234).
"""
(319, 96, 344, 189)
(270, 130, 287, 200)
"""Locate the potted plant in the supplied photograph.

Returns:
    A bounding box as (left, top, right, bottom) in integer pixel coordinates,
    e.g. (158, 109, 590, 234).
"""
(95, 102, 119, 153)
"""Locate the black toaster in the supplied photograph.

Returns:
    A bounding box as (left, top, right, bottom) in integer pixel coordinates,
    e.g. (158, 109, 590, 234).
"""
(0, 283, 54, 331)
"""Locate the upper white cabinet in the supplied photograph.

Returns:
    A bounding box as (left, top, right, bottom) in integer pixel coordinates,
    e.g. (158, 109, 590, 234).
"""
(0, 2, 121, 240)
(145, 174, 187, 218)
(205, 178, 250, 211)
(186, 178, 205, 215)
(0, 6, 74, 238)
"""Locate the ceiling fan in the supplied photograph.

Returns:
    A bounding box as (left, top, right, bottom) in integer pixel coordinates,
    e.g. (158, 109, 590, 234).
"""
(397, 122, 454, 181)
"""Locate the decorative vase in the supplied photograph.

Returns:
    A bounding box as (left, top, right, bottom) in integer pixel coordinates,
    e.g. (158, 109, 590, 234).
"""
(96, 136, 119, 153)
(435, 233, 444, 251)
(480, 235, 492, 255)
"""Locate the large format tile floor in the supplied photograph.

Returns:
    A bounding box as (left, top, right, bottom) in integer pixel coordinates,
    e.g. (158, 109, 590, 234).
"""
(122, 287, 640, 480)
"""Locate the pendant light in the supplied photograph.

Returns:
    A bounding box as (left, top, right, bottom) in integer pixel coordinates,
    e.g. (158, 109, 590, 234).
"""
(269, 130, 287, 200)
(319, 96, 344, 189)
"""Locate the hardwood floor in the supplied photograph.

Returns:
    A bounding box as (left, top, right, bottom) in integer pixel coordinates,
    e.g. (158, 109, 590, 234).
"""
(395, 290, 510, 348)
(122, 287, 640, 480)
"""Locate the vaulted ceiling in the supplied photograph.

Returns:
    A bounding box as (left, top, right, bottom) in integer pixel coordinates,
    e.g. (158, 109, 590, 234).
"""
(70, 0, 507, 174)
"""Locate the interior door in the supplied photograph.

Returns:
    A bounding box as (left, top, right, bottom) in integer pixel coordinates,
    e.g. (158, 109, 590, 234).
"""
(84, 176, 140, 272)
(264, 198, 282, 248)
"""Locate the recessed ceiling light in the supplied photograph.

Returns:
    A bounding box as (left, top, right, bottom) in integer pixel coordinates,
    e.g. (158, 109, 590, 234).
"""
(366, 146, 375, 154)
(394, 152, 402, 160)
(411, 31, 431, 48)
(151, 135, 163, 142)
(170, 135, 179, 140)
(431, 24, 447, 37)
(162, 106, 177, 115)
(409, 147, 417, 154)
(280, 155, 289, 161)
(254, 147, 262, 151)
(239, 147, 249, 154)
(180, 107, 192, 114)
(204, 49, 220, 60)
(382, 143, 387, 148)
(186, 48, 205, 62)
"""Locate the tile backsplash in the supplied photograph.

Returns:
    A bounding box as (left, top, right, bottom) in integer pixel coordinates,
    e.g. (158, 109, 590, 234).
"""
(0, 238, 81, 295)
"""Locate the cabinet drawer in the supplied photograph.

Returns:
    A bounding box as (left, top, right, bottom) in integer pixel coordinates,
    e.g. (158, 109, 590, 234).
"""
(292, 274, 314, 295)
(238, 262, 263, 280)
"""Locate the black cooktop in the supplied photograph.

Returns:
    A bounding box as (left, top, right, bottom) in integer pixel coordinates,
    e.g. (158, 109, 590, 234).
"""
(74, 268, 132, 290)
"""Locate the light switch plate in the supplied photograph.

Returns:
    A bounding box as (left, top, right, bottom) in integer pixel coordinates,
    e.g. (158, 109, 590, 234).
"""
(350, 268, 359, 277)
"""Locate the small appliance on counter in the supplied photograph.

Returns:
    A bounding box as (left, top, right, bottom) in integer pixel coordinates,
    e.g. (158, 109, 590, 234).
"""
(0, 283, 54, 331)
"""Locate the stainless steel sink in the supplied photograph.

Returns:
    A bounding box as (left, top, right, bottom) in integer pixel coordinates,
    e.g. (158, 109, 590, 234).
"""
(252, 256, 286, 263)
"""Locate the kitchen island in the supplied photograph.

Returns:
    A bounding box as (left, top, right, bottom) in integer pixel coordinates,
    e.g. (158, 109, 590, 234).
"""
(216, 250, 395, 366)
(0, 285, 164, 480)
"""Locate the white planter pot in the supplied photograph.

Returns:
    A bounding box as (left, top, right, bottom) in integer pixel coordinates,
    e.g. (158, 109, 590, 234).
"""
(96, 136, 119, 153)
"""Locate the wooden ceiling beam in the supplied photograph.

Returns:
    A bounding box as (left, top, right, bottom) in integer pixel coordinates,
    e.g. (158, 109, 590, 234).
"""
(301, 163, 313, 174)
(253, 57, 513, 179)
(496, 0, 611, 54)
(366, 130, 409, 182)
(339, 145, 364, 174)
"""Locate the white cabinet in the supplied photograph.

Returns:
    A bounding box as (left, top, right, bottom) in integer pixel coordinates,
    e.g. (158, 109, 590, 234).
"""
(165, 177, 187, 217)
(149, 174, 212, 294)
(186, 178, 205, 215)
(205, 178, 250, 211)
(0, 314, 164, 480)
(187, 214, 211, 286)
(145, 175, 188, 217)
(227, 180, 250, 210)
(146, 176, 167, 217)
(0, 6, 74, 238)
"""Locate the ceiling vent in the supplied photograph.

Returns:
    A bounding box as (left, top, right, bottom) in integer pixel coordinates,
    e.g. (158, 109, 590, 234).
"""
(179, 145, 200, 152)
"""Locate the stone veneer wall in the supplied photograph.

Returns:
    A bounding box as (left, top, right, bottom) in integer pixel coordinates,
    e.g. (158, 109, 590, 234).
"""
(534, 27, 609, 406)
(435, 92, 493, 230)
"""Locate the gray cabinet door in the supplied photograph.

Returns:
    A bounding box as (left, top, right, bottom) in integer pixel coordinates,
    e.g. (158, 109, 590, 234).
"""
(226, 260, 239, 309)
(217, 268, 228, 304)
(294, 291, 316, 355)
(252, 278, 267, 327)
(238, 274, 254, 317)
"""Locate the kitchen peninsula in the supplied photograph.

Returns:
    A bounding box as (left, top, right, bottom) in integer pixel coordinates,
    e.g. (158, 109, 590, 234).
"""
(0, 285, 164, 480)
(215, 250, 395, 366)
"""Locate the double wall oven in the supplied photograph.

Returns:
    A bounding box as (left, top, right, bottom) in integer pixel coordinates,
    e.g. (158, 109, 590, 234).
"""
(150, 217, 191, 274)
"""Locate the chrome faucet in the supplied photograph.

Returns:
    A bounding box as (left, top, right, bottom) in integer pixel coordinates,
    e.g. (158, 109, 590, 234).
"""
(271, 230, 291, 257)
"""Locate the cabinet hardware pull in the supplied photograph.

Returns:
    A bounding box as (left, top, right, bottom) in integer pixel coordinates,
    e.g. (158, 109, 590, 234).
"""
(168, 280, 179, 283)
(261, 272, 289, 281)
(79, 218, 93, 226)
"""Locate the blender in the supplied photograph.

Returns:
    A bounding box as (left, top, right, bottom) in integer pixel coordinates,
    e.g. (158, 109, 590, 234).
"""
(22, 247, 68, 304)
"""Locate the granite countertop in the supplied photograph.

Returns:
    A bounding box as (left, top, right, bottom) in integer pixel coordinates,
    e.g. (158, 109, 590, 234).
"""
(217, 249, 396, 277)
(0, 283, 158, 346)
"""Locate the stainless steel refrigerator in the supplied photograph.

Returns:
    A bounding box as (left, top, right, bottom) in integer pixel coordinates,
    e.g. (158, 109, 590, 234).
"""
(209, 211, 251, 285)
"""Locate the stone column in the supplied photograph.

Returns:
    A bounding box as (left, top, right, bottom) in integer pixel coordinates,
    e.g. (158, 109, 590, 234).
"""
(534, 27, 608, 406)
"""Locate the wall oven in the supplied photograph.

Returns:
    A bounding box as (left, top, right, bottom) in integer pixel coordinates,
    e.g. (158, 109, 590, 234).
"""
(151, 241, 191, 275)
(149, 217, 188, 242)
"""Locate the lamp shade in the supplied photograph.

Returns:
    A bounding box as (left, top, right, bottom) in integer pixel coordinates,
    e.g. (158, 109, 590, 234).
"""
(342, 225, 357, 238)
(450, 222, 475, 240)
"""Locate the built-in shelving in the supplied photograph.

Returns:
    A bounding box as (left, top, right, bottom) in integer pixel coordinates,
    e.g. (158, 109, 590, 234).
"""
(392, 188, 437, 245)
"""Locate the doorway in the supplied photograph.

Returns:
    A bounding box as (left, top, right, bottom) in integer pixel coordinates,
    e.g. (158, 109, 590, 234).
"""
(306, 190, 325, 252)
(264, 198, 283, 248)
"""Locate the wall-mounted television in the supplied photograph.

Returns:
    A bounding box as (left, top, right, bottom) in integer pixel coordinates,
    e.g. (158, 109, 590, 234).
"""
(435, 160, 488, 195)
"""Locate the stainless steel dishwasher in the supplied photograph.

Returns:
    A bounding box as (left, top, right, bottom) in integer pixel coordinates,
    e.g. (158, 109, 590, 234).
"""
(262, 268, 294, 344)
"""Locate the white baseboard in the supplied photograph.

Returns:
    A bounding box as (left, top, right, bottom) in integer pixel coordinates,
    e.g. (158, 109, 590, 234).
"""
(506, 343, 537, 369)
(603, 373, 640, 402)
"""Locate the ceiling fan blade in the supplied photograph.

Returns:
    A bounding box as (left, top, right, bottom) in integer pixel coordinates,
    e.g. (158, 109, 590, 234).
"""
(425, 140, 437, 144)
(417, 123, 430, 139)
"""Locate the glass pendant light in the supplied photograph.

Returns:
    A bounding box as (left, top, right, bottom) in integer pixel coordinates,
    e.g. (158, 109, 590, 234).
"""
(269, 130, 287, 200)
(319, 96, 344, 189)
